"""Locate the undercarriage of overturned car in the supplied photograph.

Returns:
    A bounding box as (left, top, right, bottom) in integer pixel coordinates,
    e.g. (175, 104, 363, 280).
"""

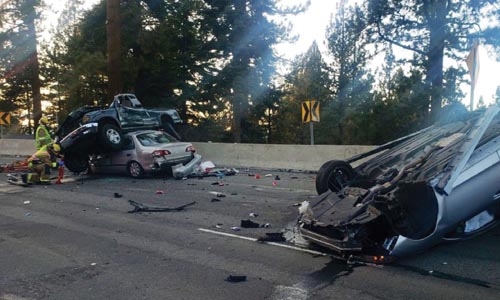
(299, 105, 500, 264)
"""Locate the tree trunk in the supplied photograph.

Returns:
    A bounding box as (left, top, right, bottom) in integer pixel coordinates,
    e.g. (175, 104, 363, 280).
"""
(106, 0, 122, 100)
(232, 94, 242, 143)
(426, 0, 447, 123)
(26, 9, 42, 129)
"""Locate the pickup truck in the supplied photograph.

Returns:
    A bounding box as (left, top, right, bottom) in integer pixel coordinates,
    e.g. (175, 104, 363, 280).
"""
(55, 94, 182, 172)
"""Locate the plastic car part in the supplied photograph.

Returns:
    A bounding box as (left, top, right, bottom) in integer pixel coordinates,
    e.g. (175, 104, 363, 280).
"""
(127, 161, 144, 178)
(64, 151, 89, 173)
(127, 200, 196, 213)
(315, 160, 355, 194)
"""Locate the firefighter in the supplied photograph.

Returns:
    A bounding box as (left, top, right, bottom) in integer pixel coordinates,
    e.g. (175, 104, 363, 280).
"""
(35, 116, 53, 150)
(23, 143, 61, 185)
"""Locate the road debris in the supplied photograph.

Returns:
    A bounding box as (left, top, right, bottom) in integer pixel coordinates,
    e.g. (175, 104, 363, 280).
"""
(209, 191, 226, 198)
(127, 200, 196, 213)
(225, 275, 247, 283)
(257, 232, 286, 243)
(240, 219, 271, 228)
(231, 227, 241, 231)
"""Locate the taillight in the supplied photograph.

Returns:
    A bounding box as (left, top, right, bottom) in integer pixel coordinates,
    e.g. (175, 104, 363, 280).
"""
(152, 150, 171, 157)
(186, 145, 196, 153)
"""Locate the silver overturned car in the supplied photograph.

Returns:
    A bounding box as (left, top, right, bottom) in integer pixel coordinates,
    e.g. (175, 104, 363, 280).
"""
(299, 105, 500, 263)
(89, 130, 201, 178)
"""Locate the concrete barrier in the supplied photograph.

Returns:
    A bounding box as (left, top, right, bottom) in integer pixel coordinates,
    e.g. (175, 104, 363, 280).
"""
(0, 139, 35, 157)
(0, 139, 377, 171)
(192, 142, 376, 171)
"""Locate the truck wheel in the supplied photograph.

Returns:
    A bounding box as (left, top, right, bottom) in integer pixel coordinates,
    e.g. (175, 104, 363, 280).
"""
(127, 161, 144, 178)
(315, 160, 354, 195)
(64, 151, 89, 173)
(99, 123, 123, 150)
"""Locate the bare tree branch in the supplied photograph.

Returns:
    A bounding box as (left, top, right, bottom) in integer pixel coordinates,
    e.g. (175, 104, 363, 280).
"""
(376, 22, 426, 55)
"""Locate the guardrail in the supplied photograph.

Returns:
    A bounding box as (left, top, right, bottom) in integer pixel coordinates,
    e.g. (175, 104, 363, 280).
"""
(0, 139, 376, 171)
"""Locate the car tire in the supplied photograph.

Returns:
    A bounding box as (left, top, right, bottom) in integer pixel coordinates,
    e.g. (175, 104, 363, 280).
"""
(64, 151, 89, 173)
(161, 120, 182, 140)
(315, 160, 354, 195)
(127, 161, 144, 178)
(99, 123, 123, 150)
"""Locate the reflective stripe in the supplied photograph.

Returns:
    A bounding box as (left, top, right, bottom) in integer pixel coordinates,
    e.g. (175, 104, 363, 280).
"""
(35, 125, 53, 150)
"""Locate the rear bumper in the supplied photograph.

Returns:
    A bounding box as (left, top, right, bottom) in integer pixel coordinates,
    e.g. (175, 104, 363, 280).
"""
(151, 153, 200, 173)
(171, 154, 202, 178)
(299, 224, 362, 254)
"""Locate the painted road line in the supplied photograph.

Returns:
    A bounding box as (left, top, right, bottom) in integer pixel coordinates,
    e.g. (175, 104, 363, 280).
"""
(198, 228, 328, 256)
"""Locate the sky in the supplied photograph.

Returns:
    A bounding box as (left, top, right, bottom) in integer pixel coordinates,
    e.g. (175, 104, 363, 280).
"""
(40, 0, 500, 108)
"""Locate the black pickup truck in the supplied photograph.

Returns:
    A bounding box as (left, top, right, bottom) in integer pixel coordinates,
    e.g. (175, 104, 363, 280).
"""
(55, 94, 182, 172)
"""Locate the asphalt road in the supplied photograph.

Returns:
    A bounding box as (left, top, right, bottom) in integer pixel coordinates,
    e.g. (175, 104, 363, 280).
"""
(0, 157, 499, 300)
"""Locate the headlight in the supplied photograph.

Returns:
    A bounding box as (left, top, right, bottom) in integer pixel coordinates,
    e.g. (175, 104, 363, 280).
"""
(81, 114, 90, 124)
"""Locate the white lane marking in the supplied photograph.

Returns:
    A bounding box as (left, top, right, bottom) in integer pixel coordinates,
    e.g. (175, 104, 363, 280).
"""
(198, 228, 327, 256)
(198, 228, 316, 300)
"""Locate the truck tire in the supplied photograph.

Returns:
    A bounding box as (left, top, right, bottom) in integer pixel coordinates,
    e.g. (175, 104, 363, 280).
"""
(162, 122, 182, 140)
(99, 123, 123, 150)
(64, 151, 89, 173)
(315, 160, 354, 195)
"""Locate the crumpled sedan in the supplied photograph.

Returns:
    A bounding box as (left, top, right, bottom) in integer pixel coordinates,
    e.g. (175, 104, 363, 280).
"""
(299, 105, 500, 264)
(90, 130, 201, 178)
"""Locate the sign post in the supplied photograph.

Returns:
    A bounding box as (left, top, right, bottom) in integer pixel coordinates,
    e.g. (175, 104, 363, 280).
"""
(301, 100, 320, 145)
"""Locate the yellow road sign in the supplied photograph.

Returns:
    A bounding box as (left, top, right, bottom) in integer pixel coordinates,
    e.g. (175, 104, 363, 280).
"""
(301, 100, 320, 123)
(0, 112, 11, 125)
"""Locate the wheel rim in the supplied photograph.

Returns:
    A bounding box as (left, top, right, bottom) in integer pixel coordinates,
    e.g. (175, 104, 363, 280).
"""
(129, 162, 141, 177)
(326, 168, 351, 192)
(106, 128, 121, 144)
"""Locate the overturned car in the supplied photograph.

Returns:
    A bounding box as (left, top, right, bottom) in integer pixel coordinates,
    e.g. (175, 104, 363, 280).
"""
(299, 105, 500, 263)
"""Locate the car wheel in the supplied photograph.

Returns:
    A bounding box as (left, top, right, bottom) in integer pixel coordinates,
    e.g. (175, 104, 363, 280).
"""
(64, 151, 89, 173)
(99, 123, 123, 150)
(315, 160, 354, 195)
(127, 161, 144, 178)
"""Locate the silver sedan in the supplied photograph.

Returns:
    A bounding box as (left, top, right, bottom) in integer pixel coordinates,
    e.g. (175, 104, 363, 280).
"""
(90, 130, 200, 178)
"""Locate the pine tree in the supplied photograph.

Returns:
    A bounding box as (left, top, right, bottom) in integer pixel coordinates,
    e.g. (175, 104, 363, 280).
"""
(367, 0, 498, 121)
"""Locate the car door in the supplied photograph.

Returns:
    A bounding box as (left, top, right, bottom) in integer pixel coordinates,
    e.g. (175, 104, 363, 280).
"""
(109, 135, 137, 173)
(116, 95, 158, 131)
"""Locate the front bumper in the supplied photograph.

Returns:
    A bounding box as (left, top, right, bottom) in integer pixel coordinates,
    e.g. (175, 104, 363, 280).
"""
(59, 122, 98, 151)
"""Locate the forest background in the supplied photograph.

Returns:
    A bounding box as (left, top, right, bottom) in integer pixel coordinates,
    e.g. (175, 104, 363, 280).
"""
(1, 0, 500, 145)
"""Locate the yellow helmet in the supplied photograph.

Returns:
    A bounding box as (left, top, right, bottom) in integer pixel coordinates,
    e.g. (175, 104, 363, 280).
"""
(40, 117, 49, 125)
(50, 143, 61, 153)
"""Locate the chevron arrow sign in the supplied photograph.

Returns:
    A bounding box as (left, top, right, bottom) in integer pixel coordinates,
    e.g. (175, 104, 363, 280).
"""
(0, 112, 11, 125)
